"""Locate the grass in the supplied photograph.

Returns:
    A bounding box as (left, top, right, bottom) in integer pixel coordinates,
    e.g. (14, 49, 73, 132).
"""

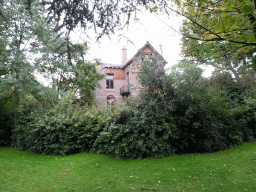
(0, 141, 256, 192)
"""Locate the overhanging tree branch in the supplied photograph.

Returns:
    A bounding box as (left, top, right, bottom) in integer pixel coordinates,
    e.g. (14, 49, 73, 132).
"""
(154, 12, 256, 46)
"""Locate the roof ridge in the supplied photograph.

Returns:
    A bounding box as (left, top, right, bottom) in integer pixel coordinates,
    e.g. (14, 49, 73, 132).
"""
(121, 41, 167, 68)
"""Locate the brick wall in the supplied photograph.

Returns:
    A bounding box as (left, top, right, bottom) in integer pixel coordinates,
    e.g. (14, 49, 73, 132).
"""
(95, 68, 126, 105)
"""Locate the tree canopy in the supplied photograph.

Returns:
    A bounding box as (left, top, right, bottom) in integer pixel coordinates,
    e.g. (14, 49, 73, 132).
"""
(174, 0, 256, 46)
(159, 0, 256, 70)
(40, 0, 168, 38)
(0, 0, 53, 100)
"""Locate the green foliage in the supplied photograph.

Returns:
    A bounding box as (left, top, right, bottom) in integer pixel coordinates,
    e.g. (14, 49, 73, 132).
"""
(176, 0, 256, 77)
(11, 93, 130, 155)
(9, 55, 256, 159)
(0, 90, 14, 146)
(12, 94, 106, 155)
(172, 88, 244, 154)
(0, 0, 49, 88)
(0, 19, 8, 76)
(0, 0, 63, 126)
(31, 86, 59, 108)
(91, 101, 178, 159)
(171, 62, 256, 153)
(6, 47, 256, 160)
(20, 114, 102, 155)
(35, 36, 104, 104)
(230, 88, 256, 141)
(58, 61, 105, 104)
(137, 54, 175, 112)
(177, 0, 256, 57)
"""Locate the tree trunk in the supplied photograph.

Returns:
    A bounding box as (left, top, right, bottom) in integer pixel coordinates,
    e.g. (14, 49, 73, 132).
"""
(13, 86, 19, 129)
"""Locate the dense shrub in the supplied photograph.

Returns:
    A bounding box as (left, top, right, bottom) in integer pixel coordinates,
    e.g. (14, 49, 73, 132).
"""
(0, 93, 14, 147)
(17, 114, 103, 155)
(13, 112, 104, 155)
(12, 93, 107, 155)
(230, 91, 256, 142)
(91, 101, 178, 159)
(172, 92, 244, 154)
(167, 62, 256, 154)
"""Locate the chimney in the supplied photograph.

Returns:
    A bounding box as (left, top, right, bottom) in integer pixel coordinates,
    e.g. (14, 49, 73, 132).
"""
(121, 46, 127, 66)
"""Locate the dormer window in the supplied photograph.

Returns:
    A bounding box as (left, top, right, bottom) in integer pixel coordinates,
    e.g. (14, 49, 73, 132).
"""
(142, 53, 152, 61)
(106, 74, 114, 89)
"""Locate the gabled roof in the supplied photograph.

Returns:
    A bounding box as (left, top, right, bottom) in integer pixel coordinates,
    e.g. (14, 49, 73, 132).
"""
(121, 41, 168, 69)
(97, 41, 168, 72)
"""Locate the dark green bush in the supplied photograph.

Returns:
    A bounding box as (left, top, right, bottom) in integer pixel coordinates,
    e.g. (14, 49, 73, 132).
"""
(167, 62, 256, 154)
(171, 87, 247, 154)
(230, 94, 256, 142)
(0, 93, 14, 147)
(91, 101, 178, 159)
(11, 94, 44, 149)
(12, 92, 121, 156)
(12, 108, 105, 155)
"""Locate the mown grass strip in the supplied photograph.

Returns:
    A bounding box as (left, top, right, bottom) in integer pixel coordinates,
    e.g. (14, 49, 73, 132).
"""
(0, 141, 256, 192)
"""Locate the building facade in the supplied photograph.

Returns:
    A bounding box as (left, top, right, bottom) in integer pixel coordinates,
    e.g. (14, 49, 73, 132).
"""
(95, 41, 167, 105)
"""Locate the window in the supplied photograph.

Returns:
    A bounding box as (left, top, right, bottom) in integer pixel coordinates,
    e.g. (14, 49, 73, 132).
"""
(142, 54, 152, 61)
(106, 74, 114, 89)
(107, 95, 115, 105)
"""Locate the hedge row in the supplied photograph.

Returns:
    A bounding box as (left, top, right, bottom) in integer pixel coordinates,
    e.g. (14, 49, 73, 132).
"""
(10, 97, 256, 159)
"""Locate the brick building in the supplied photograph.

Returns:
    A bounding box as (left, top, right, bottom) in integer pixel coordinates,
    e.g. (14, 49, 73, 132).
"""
(95, 41, 167, 105)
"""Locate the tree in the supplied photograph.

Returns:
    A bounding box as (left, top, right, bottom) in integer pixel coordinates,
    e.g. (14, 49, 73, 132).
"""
(136, 54, 175, 112)
(7, 0, 170, 71)
(58, 60, 105, 104)
(40, 0, 168, 39)
(0, 17, 8, 77)
(160, 0, 256, 71)
(158, 0, 256, 89)
(169, 60, 205, 104)
(0, 0, 76, 128)
(173, 0, 256, 46)
(0, 0, 50, 107)
(137, 55, 166, 98)
(0, 0, 107, 109)
(35, 37, 104, 103)
(34, 36, 86, 92)
(0, 89, 15, 147)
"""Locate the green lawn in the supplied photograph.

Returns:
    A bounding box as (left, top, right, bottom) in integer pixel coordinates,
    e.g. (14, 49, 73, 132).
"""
(0, 141, 255, 192)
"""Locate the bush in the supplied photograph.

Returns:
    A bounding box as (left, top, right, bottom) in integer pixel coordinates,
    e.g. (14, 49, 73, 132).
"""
(230, 93, 256, 142)
(171, 87, 246, 154)
(91, 101, 178, 159)
(12, 95, 107, 155)
(31, 115, 104, 155)
(12, 112, 106, 155)
(0, 93, 14, 147)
